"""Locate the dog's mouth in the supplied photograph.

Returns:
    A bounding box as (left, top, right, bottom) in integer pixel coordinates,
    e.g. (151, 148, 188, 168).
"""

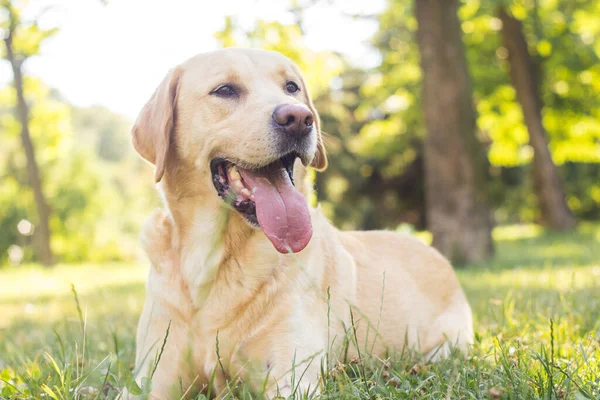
(210, 152, 312, 254)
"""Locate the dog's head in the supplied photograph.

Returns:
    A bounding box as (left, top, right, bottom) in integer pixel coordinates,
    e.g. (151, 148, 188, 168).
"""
(132, 48, 327, 254)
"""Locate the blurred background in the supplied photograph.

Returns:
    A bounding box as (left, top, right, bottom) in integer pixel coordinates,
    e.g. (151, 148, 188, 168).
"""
(1, 1, 600, 397)
(0, 0, 598, 267)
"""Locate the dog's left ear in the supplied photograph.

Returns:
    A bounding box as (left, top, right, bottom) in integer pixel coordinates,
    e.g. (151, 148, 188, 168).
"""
(307, 101, 328, 171)
(292, 64, 327, 171)
(131, 67, 182, 182)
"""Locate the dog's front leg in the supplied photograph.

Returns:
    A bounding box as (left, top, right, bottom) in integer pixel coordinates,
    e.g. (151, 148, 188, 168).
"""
(229, 325, 326, 398)
(264, 358, 323, 399)
(126, 297, 198, 400)
(202, 356, 229, 398)
(227, 349, 322, 399)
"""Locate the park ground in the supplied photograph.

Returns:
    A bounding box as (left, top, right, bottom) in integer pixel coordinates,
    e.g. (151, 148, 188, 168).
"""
(1, 223, 599, 399)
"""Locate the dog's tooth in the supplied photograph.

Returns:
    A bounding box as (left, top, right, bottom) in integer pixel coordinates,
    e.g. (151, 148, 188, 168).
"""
(241, 188, 251, 198)
(232, 179, 245, 192)
(229, 166, 241, 181)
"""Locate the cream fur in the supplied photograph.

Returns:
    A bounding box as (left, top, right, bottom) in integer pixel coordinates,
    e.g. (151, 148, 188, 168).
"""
(126, 48, 473, 399)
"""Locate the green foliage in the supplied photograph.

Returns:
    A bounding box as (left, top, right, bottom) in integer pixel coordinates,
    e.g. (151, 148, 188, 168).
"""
(0, 0, 59, 59)
(0, 79, 157, 265)
(1, 224, 599, 398)
(71, 106, 132, 162)
(2, 0, 600, 264)
(314, 0, 600, 228)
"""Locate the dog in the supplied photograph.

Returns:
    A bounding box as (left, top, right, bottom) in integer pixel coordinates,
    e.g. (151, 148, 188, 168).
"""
(127, 48, 473, 399)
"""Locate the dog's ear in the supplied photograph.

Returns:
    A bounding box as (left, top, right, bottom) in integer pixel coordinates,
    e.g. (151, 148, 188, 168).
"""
(307, 100, 328, 171)
(131, 67, 182, 182)
(292, 64, 327, 171)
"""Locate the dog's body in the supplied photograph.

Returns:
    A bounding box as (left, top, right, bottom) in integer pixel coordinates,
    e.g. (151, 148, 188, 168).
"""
(128, 48, 473, 399)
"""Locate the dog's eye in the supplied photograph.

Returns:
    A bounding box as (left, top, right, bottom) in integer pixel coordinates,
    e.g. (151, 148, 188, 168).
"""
(211, 84, 238, 98)
(285, 81, 300, 94)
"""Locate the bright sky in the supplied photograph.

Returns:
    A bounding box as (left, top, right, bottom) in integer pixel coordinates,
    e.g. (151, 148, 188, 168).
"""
(2, 0, 384, 120)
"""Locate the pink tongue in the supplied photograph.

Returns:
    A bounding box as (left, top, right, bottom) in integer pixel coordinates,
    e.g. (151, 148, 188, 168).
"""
(238, 167, 312, 253)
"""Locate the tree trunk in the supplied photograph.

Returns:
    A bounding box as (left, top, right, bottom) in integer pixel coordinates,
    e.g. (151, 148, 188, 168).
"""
(498, 8, 575, 230)
(4, 33, 55, 266)
(415, 0, 494, 265)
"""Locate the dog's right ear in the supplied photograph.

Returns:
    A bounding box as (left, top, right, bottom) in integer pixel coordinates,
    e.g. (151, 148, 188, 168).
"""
(131, 68, 182, 183)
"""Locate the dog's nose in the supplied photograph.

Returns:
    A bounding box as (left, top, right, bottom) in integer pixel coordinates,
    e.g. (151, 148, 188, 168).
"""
(272, 104, 314, 137)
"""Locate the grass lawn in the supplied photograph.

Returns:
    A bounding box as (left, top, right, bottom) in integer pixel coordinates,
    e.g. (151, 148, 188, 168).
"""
(1, 223, 599, 399)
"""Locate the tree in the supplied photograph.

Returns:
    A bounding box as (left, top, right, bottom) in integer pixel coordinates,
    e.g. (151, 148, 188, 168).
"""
(415, 0, 494, 264)
(1, 1, 57, 266)
(1, 79, 159, 266)
(497, 6, 575, 230)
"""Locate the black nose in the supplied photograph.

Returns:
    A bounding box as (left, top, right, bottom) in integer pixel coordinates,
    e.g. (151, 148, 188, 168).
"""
(272, 104, 314, 137)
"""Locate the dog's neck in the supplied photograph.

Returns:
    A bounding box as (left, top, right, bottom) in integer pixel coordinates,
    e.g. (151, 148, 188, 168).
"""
(158, 168, 252, 303)
(158, 162, 315, 305)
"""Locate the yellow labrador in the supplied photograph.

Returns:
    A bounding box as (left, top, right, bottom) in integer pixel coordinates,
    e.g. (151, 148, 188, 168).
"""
(127, 48, 472, 399)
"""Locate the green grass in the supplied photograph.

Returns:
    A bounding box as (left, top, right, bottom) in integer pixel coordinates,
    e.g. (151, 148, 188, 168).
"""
(1, 223, 599, 399)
